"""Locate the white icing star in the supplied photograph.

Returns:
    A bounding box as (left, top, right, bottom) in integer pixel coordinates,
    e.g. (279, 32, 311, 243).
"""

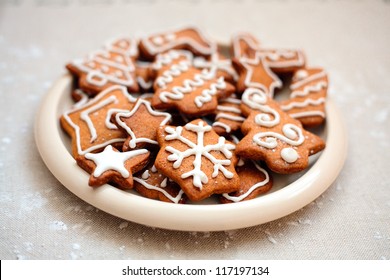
(85, 145, 148, 178)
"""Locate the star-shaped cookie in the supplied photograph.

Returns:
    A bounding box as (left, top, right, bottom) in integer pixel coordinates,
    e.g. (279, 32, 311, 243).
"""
(114, 98, 172, 151)
(76, 145, 150, 189)
(233, 52, 282, 97)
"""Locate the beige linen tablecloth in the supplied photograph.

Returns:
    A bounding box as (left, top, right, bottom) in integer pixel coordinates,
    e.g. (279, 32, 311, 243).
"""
(0, 0, 389, 260)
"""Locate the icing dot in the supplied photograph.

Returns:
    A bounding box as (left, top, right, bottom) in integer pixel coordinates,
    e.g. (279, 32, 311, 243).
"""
(115, 56, 124, 63)
(152, 36, 164, 46)
(115, 70, 123, 77)
(151, 165, 157, 173)
(281, 148, 299, 163)
(165, 33, 176, 41)
(295, 70, 309, 81)
(141, 170, 150, 180)
(160, 178, 168, 188)
(118, 40, 128, 49)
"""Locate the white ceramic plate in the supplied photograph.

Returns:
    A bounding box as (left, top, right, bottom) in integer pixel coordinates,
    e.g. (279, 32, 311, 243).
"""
(35, 74, 347, 232)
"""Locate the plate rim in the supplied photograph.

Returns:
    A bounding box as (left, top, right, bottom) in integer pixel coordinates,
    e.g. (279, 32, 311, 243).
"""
(34, 74, 347, 232)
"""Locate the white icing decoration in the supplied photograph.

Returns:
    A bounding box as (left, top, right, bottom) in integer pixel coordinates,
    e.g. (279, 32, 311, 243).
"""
(160, 178, 168, 188)
(288, 111, 326, 118)
(193, 53, 239, 81)
(294, 69, 309, 81)
(165, 33, 176, 41)
(115, 99, 172, 149)
(62, 86, 137, 155)
(152, 36, 164, 46)
(152, 50, 193, 70)
(133, 177, 184, 204)
(85, 145, 148, 178)
(253, 124, 304, 149)
(290, 70, 327, 90)
(164, 121, 235, 190)
(222, 161, 270, 202)
(141, 26, 216, 56)
(154, 53, 227, 108)
(281, 147, 299, 163)
(80, 95, 118, 142)
(141, 170, 150, 180)
(212, 122, 232, 133)
(241, 88, 280, 127)
(232, 32, 261, 59)
(257, 49, 305, 69)
(291, 81, 328, 98)
(151, 165, 157, 173)
(72, 90, 89, 109)
(281, 97, 326, 111)
(71, 37, 137, 88)
(239, 52, 282, 97)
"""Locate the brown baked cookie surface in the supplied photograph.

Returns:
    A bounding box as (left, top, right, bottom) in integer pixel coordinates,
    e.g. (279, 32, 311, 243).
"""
(220, 159, 273, 203)
(134, 163, 186, 204)
(151, 50, 235, 117)
(139, 26, 216, 60)
(60, 86, 137, 157)
(280, 68, 328, 127)
(76, 145, 150, 189)
(66, 37, 139, 96)
(236, 88, 325, 174)
(155, 119, 240, 201)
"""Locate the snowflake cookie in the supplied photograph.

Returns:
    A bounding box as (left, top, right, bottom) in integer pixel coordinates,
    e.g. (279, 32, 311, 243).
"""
(76, 145, 150, 189)
(155, 119, 240, 201)
(236, 88, 325, 174)
(151, 50, 235, 117)
(66, 37, 139, 96)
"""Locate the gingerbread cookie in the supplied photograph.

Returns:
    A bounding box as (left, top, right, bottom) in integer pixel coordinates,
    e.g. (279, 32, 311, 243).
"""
(236, 88, 325, 174)
(66, 37, 139, 96)
(233, 52, 282, 97)
(280, 68, 328, 127)
(231, 32, 261, 59)
(60, 85, 137, 157)
(155, 119, 240, 201)
(114, 98, 172, 151)
(212, 94, 245, 135)
(257, 48, 305, 73)
(221, 159, 272, 203)
(193, 52, 238, 83)
(135, 61, 154, 92)
(151, 50, 235, 117)
(134, 163, 186, 204)
(76, 145, 150, 189)
(139, 26, 216, 60)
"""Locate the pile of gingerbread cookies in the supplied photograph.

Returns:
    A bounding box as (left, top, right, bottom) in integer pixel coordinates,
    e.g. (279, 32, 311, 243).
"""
(60, 26, 327, 204)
